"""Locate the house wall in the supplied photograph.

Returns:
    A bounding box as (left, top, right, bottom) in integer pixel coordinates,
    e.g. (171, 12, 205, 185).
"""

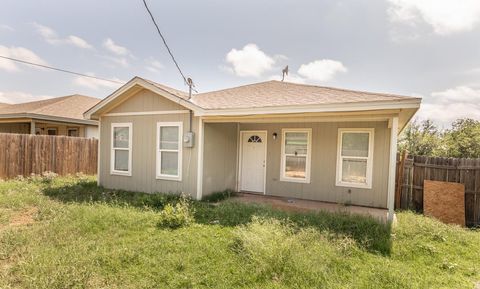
(85, 125, 99, 139)
(98, 89, 198, 196)
(0, 121, 96, 137)
(202, 123, 238, 195)
(202, 120, 391, 208)
(108, 89, 187, 113)
(0, 122, 30, 134)
(34, 122, 88, 137)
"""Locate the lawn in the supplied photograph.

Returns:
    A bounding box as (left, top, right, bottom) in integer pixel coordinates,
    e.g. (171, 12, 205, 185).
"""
(0, 175, 479, 289)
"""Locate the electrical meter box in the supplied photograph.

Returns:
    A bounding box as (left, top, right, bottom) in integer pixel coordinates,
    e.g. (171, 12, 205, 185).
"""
(183, 131, 195, 148)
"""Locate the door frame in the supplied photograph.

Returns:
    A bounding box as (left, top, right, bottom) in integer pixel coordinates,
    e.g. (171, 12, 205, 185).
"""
(237, 130, 268, 194)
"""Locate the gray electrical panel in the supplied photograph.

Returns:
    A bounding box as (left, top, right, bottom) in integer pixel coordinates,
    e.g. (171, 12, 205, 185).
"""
(183, 131, 195, 148)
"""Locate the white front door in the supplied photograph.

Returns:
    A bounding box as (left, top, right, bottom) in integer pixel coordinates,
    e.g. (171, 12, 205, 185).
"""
(240, 131, 267, 193)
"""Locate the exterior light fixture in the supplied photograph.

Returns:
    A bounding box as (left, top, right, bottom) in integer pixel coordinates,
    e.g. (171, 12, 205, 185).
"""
(272, 132, 277, 140)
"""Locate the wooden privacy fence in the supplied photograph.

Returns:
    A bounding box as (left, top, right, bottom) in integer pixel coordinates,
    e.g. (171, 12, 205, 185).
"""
(0, 133, 98, 179)
(396, 153, 480, 227)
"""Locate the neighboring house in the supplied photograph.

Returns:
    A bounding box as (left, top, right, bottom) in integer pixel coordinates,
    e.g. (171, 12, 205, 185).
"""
(0, 94, 100, 138)
(85, 77, 421, 221)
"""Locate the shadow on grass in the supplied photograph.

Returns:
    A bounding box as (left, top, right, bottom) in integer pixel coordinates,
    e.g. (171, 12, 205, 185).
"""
(41, 178, 392, 255)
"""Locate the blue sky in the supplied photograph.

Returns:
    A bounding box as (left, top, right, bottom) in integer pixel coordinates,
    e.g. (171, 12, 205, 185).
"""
(1, 0, 480, 126)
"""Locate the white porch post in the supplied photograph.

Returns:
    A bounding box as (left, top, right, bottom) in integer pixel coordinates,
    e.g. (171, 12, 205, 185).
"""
(30, 120, 36, 134)
(387, 116, 399, 222)
(196, 117, 204, 200)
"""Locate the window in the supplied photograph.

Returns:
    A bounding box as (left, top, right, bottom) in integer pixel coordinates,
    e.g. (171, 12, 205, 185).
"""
(47, 128, 57, 135)
(247, 135, 262, 143)
(67, 128, 79, 137)
(336, 128, 374, 189)
(280, 128, 312, 183)
(111, 123, 132, 176)
(156, 122, 182, 181)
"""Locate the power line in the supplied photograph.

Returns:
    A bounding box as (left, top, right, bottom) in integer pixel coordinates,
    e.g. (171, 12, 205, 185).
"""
(141, 0, 190, 86)
(0, 55, 125, 84)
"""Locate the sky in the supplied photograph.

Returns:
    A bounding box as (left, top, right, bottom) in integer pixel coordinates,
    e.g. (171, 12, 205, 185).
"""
(0, 0, 480, 127)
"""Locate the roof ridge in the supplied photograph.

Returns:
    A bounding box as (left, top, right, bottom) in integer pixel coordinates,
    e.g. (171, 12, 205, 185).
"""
(194, 80, 275, 96)
(270, 80, 418, 99)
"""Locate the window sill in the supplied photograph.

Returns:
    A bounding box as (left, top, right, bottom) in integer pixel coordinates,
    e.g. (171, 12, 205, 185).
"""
(110, 171, 132, 177)
(335, 181, 372, 189)
(156, 175, 182, 182)
(280, 176, 310, 184)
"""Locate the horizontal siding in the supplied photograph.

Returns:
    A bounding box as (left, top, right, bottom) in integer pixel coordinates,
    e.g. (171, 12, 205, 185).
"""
(201, 121, 390, 208)
(240, 121, 390, 208)
(0, 123, 29, 134)
(99, 113, 198, 196)
(108, 89, 186, 113)
(203, 123, 238, 195)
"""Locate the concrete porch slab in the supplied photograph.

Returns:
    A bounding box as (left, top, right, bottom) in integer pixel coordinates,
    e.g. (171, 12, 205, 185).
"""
(230, 193, 390, 223)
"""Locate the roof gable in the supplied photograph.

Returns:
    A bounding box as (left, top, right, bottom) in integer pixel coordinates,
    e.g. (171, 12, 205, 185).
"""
(84, 77, 202, 120)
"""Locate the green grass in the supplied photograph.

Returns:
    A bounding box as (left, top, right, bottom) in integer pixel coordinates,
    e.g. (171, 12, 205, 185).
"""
(0, 175, 479, 288)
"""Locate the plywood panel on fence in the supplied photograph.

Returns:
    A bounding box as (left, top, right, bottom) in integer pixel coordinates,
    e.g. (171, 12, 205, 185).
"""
(396, 154, 480, 227)
(0, 133, 98, 179)
(423, 180, 465, 226)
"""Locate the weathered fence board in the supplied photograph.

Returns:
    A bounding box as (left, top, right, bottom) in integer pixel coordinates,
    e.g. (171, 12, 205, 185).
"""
(396, 153, 480, 227)
(0, 133, 98, 179)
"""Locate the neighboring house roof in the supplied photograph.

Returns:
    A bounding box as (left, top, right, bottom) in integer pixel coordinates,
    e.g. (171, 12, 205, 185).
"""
(85, 76, 421, 131)
(0, 94, 100, 125)
(190, 80, 418, 110)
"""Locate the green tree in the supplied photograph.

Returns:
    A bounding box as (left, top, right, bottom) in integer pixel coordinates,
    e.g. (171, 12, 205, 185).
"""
(398, 119, 442, 156)
(443, 118, 480, 158)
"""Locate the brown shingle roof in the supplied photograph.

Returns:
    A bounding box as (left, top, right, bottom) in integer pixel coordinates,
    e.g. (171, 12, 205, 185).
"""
(0, 94, 100, 120)
(142, 78, 189, 100)
(189, 80, 419, 110)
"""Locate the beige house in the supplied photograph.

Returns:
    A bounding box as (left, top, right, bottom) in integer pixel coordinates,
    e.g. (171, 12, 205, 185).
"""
(0, 94, 99, 138)
(85, 77, 421, 221)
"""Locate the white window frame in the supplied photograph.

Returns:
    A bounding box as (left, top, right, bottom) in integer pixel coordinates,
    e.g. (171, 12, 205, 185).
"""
(336, 128, 374, 189)
(110, 122, 133, 176)
(280, 128, 312, 183)
(156, 122, 183, 181)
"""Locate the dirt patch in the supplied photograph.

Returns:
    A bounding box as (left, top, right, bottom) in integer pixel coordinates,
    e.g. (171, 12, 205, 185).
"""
(0, 207, 38, 231)
(10, 207, 37, 227)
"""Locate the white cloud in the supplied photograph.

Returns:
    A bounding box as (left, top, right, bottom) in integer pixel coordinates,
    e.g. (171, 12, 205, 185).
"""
(0, 91, 53, 104)
(0, 24, 14, 32)
(145, 58, 164, 73)
(66, 35, 93, 49)
(33, 22, 93, 49)
(34, 23, 58, 44)
(73, 73, 123, 90)
(387, 0, 480, 35)
(107, 56, 129, 68)
(103, 38, 130, 56)
(297, 59, 347, 82)
(225, 44, 275, 77)
(417, 86, 480, 124)
(0, 45, 48, 72)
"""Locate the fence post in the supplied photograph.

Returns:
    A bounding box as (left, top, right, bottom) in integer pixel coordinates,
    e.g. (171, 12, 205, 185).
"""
(395, 150, 408, 209)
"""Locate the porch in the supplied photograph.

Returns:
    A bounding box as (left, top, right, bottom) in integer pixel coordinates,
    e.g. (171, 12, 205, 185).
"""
(199, 113, 399, 222)
(0, 118, 85, 137)
(230, 192, 390, 223)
